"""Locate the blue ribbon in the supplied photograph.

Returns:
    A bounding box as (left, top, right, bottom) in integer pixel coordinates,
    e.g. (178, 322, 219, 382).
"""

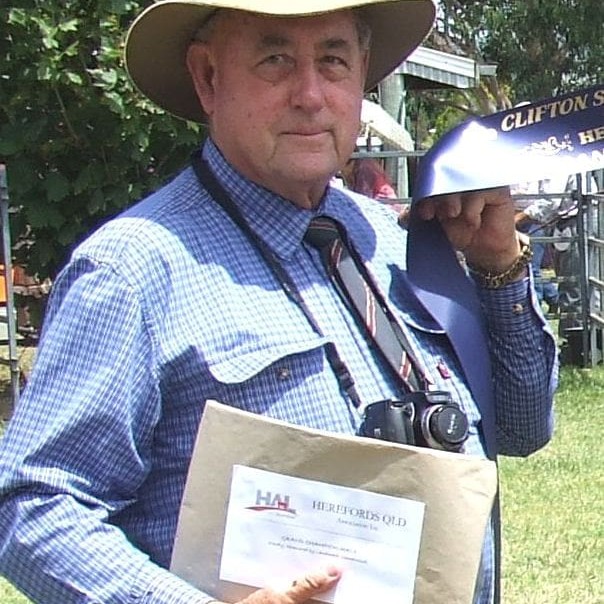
(406, 84, 603, 458)
(413, 84, 603, 201)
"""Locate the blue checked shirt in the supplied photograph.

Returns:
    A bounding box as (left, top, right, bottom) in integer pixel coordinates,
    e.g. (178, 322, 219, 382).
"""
(0, 139, 557, 604)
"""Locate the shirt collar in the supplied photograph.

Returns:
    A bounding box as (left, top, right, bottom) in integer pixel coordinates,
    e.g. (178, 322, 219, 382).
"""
(201, 139, 357, 260)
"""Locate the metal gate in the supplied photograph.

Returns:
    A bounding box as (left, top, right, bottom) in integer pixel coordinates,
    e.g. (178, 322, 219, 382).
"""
(526, 171, 604, 367)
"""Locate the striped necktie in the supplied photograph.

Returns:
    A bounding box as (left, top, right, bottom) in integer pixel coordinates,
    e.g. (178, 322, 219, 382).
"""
(304, 216, 424, 393)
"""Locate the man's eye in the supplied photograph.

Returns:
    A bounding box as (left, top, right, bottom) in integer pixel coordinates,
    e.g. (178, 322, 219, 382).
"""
(322, 55, 349, 68)
(255, 54, 294, 82)
(320, 55, 351, 79)
(260, 54, 292, 66)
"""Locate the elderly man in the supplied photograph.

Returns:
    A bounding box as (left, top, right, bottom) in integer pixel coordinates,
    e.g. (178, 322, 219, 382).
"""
(0, 1, 556, 604)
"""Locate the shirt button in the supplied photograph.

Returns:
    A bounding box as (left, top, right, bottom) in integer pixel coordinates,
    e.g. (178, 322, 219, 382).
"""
(276, 367, 291, 380)
(512, 303, 524, 314)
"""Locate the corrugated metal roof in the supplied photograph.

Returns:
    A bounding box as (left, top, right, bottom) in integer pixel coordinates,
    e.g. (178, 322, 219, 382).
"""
(395, 46, 495, 90)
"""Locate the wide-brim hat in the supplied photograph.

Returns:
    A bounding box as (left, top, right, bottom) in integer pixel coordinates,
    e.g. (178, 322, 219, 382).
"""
(125, 0, 436, 123)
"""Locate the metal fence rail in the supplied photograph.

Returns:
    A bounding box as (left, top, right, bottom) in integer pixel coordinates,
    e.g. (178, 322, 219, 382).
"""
(586, 190, 604, 366)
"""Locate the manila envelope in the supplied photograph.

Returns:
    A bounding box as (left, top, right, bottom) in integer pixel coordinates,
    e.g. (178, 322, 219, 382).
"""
(170, 400, 497, 603)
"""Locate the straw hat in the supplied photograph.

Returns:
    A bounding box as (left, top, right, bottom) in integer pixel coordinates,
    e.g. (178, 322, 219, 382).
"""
(125, 0, 436, 123)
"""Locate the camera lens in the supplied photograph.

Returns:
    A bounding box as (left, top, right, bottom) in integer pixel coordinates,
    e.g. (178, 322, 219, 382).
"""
(422, 404, 469, 451)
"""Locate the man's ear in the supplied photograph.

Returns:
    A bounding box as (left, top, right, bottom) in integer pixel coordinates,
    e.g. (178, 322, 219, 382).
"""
(186, 42, 216, 117)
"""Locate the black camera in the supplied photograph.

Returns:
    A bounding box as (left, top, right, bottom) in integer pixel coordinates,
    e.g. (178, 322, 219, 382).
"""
(358, 391, 469, 452)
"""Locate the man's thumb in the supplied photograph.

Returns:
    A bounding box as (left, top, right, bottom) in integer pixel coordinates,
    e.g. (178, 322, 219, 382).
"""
(285, 567, 342, 602)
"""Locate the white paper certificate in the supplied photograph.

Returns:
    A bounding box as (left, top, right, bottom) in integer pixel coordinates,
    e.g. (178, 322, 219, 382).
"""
(220, 465, 426, 604)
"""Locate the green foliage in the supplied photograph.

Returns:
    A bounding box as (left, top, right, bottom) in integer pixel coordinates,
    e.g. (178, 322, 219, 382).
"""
(479, 0, 604, 102)
(437, 0, 603, 102)
(408, 0, 603, 146)
(1, 0, 204, 278)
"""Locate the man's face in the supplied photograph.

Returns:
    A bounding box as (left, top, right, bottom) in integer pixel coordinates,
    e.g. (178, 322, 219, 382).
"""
(187, 10, 368, 207)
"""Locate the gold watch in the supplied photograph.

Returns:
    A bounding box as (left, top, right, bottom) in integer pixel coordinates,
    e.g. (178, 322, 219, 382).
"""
(467, 234, 533, 289)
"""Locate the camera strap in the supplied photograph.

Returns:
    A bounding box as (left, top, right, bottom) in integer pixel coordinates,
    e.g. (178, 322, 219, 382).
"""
(304, 217, 428, 393)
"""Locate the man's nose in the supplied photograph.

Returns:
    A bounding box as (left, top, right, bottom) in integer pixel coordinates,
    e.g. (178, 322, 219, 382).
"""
(290, 61, 325, 112)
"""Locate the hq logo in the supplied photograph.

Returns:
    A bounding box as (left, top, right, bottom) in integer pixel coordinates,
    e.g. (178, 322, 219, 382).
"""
(245, 489, 297, 515)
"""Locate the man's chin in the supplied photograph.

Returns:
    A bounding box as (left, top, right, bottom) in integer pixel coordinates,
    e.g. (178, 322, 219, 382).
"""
(283, 153, 338, 181)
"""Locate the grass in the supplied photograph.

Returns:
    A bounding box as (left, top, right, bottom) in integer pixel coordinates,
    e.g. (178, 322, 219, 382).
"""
(499, 365, 603, 603)
(0, 361, 602, 603)
(0, 579, 29, 604)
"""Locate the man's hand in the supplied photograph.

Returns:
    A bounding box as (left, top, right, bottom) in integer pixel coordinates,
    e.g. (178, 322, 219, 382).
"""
(416, 186, 522, 273)
(212, 566, 342, 604)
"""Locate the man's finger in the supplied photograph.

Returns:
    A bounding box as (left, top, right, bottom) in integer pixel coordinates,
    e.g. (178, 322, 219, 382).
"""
(285, 567, 341, 602)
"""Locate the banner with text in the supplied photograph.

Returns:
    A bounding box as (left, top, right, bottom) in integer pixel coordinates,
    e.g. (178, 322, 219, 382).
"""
(413, 84, 603, 202)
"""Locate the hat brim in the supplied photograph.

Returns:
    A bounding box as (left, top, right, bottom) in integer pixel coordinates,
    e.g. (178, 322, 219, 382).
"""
(125, 0, 435, 123)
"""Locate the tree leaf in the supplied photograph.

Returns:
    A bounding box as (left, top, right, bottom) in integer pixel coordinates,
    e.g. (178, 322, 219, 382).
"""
(46, 172, 70, 203)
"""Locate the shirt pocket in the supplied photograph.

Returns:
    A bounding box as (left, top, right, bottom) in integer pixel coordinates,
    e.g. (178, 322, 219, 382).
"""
(204, 334, 357, 433)
(207, 336, 328, 384)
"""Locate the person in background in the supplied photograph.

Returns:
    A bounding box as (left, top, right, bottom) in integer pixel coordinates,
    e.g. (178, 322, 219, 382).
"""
(0, 1, 556, 603)
(341, 157, 397, 200)
(341, 156, 410, 223)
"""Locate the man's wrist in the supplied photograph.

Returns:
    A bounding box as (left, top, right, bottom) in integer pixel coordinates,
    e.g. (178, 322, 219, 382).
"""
(467, 233, 532, 289)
